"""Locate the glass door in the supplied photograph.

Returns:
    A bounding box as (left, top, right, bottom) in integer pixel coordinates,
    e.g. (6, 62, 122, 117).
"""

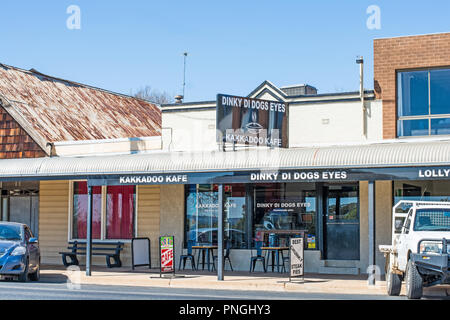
(323, 185, 359, 260)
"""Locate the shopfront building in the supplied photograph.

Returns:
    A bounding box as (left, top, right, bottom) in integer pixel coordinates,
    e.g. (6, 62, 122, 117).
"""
(0, 32, 450, 277)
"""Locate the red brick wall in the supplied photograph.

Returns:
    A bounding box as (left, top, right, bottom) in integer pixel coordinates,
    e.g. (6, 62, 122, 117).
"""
(0, 107, 46, 158)
(374, 33, 450, 139)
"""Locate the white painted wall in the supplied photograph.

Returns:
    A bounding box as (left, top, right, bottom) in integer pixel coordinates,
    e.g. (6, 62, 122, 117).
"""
(54, 137, 161, 156)
(162, 108, 218, 152)
(162, 99, 383, 152)
(288, 100, 383, 146)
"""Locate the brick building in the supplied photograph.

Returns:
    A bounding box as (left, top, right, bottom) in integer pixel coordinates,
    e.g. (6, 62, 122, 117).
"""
(374, 33, 450, 139)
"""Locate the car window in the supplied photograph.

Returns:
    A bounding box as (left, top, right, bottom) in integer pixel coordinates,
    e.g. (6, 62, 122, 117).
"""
(0, 225, 23, 241)
(26, 226, 34, 238)
(413, 209, 450, 231)
(403, 209, 413, 234)
(24, 227, 32, 242)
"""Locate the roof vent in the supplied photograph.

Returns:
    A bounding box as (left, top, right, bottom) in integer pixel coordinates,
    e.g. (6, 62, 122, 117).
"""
(280, 84, 317, 96)
(174, 95, 184, 103)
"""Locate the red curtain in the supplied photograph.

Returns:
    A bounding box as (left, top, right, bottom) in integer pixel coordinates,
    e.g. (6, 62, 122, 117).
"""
(106, 185, 135, 239)
(73, 182, 102, 239)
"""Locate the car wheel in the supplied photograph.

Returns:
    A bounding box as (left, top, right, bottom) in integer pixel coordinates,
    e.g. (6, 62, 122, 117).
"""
(29, 263, 40, 282)
(386, 270, 402, 296)
(18, 258, 29, 283)
(406, 260, 423, 299)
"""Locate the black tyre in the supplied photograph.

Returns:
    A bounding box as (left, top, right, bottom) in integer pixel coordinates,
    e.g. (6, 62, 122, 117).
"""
(406, 260, 423, 299)
(18, 258, 29, 282)
(29, 263, 40, 282)
(386, 270, 402, 296)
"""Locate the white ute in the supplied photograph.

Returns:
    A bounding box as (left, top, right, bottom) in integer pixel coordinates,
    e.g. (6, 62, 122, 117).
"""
(380, 201, 450, 299)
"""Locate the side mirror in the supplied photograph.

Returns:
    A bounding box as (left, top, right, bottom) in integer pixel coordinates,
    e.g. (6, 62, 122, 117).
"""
(394, 217, 405, 234)
(29, 238, 38, 244)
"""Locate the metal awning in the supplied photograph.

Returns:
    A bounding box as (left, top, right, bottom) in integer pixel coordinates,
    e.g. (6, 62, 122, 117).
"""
(0, 139, 450, 180)
(1, 139, 450, 179)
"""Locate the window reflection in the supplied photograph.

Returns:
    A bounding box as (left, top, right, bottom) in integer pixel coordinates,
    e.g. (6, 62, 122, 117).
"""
(397, 68, 450, 137)
(185, 183, 317, 250)
(253, 184, 316, 248)
(394, 180, 450, 213)
(185, 184, 247, 248)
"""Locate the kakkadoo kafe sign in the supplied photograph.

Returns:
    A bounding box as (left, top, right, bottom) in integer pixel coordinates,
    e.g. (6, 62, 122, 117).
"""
(216, 94, 289, 148)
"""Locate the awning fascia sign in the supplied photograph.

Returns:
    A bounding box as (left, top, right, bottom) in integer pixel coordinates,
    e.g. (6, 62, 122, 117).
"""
(85, 166, 450, 186)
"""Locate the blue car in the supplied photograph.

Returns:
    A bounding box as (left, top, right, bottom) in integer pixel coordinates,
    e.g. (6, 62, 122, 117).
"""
(0, 222, 40, 282)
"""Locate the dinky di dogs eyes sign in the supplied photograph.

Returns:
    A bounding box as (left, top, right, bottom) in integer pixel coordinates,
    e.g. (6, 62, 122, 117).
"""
(216, 94, 289, 148)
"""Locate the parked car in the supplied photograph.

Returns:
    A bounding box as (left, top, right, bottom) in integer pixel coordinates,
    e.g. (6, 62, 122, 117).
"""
(380, 201, 450, 299)
(0, 222, 40, 282)
(188, 228, 245, 247)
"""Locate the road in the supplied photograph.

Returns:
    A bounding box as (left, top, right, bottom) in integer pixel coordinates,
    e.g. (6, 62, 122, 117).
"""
(0, 279, 409, 300)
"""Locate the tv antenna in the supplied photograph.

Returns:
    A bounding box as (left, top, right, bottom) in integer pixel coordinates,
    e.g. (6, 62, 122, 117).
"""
(182, 52, 188, 100)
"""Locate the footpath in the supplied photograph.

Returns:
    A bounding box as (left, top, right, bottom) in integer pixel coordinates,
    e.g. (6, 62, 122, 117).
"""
(40, 265, 449, 298)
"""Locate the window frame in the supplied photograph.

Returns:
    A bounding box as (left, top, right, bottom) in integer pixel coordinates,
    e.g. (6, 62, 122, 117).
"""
(68, 180, 138, 243)
(184, 183, 320, 250)
(397, 66, 450, 138)
(184, 184, 250, 250)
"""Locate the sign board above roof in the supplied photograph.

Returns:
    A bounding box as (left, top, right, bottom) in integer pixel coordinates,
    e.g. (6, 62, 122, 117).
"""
(216, 94, 289, 148)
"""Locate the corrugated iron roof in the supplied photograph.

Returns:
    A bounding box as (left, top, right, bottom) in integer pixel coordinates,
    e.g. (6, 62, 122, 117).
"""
(0, 140, 449, 178)
(0, 63, 161, 145)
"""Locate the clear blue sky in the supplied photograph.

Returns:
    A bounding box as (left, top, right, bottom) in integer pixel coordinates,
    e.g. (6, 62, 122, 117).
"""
(1, 1, 449, 102)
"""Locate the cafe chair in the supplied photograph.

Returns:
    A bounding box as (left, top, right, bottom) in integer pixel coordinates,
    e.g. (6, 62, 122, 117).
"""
(249, 241, 266, 272)
(212, 239, 233, 271)
(179, 240, 196, 270)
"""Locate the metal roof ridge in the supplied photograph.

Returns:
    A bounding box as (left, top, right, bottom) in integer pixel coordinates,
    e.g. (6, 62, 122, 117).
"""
(1, 62, 159, 106)
(53, 136, 161, 146)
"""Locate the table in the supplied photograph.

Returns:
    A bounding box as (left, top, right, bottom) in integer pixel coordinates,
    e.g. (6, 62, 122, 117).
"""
(261, 247, 289, 273)
(259, 230, 305, 247)
(192, 245, 218, 271)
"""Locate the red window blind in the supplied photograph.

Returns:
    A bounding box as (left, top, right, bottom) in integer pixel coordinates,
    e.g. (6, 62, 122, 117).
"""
(106, 185, 135, 239)
(72, 181, 102, 239)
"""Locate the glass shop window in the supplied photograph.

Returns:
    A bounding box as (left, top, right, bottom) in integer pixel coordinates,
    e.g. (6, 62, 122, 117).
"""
(253, 183, 316, 249)
(72, 182, 102, 239)
(72, 182, 136, 240)
(106, 186, 136, 239)
(185, 184, 248, 249)
(398, 68, 450, 137)
(394, 180, 450, 212)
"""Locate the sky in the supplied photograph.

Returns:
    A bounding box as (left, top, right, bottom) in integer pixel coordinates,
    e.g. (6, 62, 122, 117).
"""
(1, 0, 450, 103)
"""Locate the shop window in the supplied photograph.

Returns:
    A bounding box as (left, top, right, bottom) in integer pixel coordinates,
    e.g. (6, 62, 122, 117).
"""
(185, 184, 247, 249)
(72, 182, 102, 239)
(106, 186, 136, 239)
(184, 183, 318, 250)
(397, 68, 450, 137)
(71, 182, 136, 240)
(253, 184, 316, 249)
(394, 180, 450, 212)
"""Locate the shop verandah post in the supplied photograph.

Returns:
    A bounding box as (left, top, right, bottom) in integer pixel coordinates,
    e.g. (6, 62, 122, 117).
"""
(217, 184, 224, 281)
(86, 184, 93, 276)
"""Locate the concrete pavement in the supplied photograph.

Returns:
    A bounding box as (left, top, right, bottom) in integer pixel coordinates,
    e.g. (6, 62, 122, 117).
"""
(40, 265, 450, 298)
